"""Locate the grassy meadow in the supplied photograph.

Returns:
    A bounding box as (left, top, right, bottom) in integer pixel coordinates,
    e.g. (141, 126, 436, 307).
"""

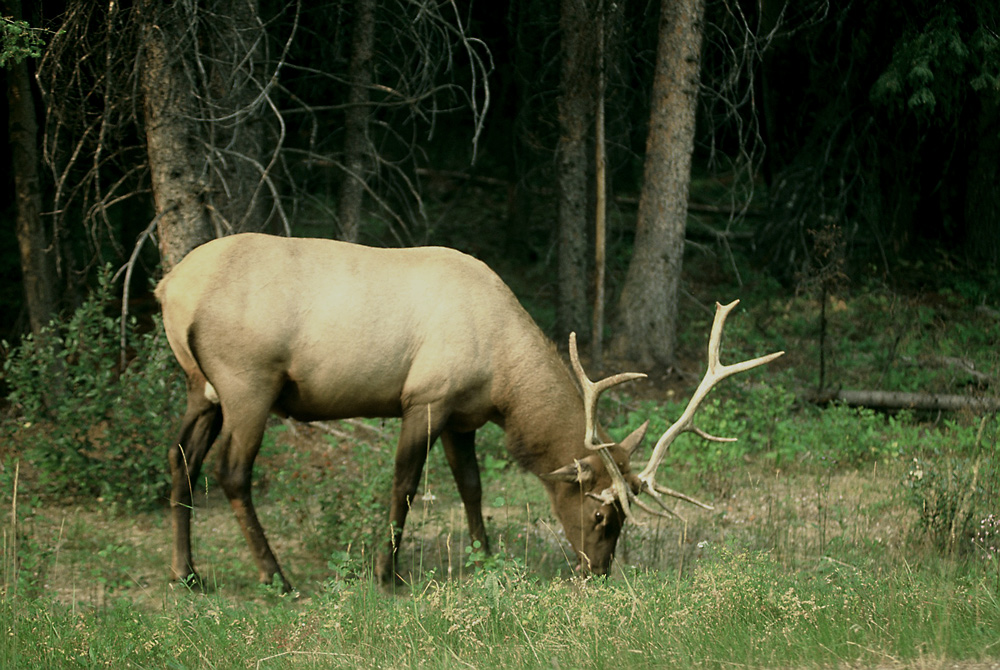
(1, 255, 999, 668)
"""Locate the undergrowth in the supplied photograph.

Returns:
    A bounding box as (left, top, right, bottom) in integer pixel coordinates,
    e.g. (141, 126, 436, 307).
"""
(0, 266, 183, 511)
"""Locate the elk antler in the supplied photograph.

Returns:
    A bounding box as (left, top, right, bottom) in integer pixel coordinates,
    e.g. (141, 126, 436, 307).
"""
(634, 299, 784, 519)
(568, 332, 647, 522)
(570, 300, 784, 525)
(569, 332, 647, 449)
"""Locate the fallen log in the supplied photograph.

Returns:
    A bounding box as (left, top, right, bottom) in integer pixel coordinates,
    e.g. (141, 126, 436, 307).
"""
(809, 389, 1000, 413)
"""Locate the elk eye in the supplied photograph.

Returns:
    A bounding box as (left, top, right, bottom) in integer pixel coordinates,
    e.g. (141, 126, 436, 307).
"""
(594, 510, 604, 523)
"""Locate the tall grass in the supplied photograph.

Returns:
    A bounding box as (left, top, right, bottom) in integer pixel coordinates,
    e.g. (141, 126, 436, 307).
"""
(1, 547, 998, 669)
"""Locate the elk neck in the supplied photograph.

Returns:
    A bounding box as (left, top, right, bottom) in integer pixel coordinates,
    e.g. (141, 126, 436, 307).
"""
(491, 332, 589, 477)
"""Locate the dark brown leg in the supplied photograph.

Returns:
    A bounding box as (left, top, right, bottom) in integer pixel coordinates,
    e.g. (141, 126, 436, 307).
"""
(169, 376, 222, 585)
(376, 402, 449, 586)
(215, 410, 291, 591)
(441, 429, 489, 554)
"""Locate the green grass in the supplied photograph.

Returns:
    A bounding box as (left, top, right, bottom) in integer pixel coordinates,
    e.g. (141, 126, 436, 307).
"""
(1, 545, 997, 669)
(2, 247, 1000, 668)
(2, 429, 1000, 668)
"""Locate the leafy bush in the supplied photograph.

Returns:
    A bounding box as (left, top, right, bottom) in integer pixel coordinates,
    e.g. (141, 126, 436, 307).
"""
(904, 452, 999, 554)
(902, 414, 999, 553)
(1, 267, 184, 510)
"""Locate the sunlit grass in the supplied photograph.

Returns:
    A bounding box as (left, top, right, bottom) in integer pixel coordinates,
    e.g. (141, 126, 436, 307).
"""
(1, 544, 998, 669)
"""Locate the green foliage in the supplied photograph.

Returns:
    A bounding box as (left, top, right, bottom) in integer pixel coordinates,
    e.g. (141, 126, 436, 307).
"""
(1, 266, 184, 510)
(871, 5, 1000, 123)
(311, 433, 394, 561)
(903, 413, 1000, 554)
(0, 16, 45, 67)
(905, 452, 999, 554)
(795, 404, 903, 466)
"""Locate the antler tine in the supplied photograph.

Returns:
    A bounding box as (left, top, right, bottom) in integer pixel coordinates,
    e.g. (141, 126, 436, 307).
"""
(568, 332, 646, 449)
(568, 332, 647, 524)
(648, 482, 714, 510)
(692, 427, 737, 443)
(637, 300, 784, 494)
(590, 475, 694, 520)
(625, 489, 686, 520)
(586, 451, 676, 523)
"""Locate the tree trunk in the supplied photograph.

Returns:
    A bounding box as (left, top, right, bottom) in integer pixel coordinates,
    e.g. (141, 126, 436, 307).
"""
(4, 0, 55, 334)
(139, 0, 216, 270)
(810, 389, 1000, 414)
(337, 0, 376, 243)
(612, 0, 706, 369)
(555, 0, 596, 343)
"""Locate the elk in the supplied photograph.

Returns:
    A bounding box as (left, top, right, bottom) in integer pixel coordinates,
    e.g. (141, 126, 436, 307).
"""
(155, 233, 782, 590)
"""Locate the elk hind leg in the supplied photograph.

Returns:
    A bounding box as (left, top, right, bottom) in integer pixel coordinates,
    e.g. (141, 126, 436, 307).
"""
(214, 402, 291, 592)
(170, 374, 223, 585)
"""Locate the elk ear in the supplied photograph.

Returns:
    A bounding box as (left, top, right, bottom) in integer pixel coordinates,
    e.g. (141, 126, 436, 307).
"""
(619, 420, 649, 457)
(543, 459, 595, 486)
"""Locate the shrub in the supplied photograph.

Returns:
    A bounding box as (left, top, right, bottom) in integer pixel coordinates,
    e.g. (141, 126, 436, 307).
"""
(1, 267, 184, 510)
(905, 451, 999, 554)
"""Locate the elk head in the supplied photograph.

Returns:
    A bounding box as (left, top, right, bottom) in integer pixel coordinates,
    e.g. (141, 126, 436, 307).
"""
(548, 300, 783, 575)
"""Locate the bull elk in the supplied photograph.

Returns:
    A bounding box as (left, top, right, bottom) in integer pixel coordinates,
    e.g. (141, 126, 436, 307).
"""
(155, 233, 782, 590)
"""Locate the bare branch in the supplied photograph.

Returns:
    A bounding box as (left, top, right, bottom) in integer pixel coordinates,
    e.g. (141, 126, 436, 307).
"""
(37, 0, 490, 275)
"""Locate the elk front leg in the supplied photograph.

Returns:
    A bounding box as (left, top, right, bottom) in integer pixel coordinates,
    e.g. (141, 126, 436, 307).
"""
(377, 403, 448, 587)
(441, 429, 490, 555)
(169, 383, 222, 586)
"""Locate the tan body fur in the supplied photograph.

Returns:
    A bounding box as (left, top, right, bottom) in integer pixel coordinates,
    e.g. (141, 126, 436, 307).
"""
(156, 233, 644, 589)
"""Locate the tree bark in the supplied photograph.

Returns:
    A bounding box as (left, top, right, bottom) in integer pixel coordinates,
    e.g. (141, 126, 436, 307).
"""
(612, 0, 706, 369)
(555, 0, 596, 343)
(337, 0, 376, 243)
(591, 0, 607, 369)
(4, 0, 55, 334)
(139, 0, 216, 270)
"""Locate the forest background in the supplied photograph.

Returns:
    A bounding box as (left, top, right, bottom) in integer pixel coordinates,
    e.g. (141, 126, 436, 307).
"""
(0, 0, 996, 362)
(0, 3, 999, 667)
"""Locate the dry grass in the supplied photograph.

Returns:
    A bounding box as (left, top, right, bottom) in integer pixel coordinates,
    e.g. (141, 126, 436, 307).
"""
(2, 419, 924, 607)
(2, 419, 998, 669)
